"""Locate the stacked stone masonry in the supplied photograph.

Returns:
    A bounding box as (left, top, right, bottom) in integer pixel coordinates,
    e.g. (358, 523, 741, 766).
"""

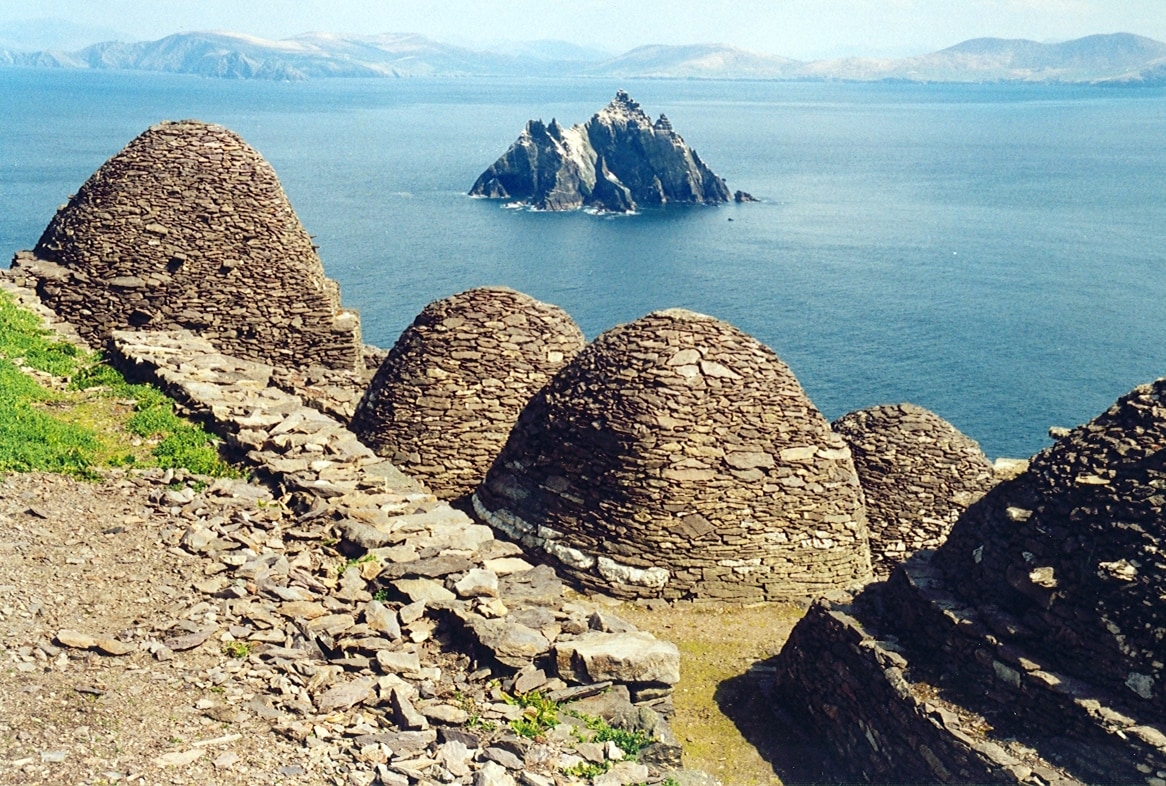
(350, 287, 585, 500)
(832, 403, 997, 576)
(474, 308, 872, 602)
(935, 379, 1166, 724)
(774, 594, 1083, 784)
(2, 262, 707, 781)
(9, 120, 361, 371)
(774, 378, 1166, 784)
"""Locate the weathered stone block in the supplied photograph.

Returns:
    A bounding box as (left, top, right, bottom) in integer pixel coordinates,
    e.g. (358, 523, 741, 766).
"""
(554, 631, 680, 686)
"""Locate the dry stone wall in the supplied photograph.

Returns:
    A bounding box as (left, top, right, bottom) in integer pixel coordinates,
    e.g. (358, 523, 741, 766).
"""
(9, 120, 361, 371)
(349, 287, 585, 500)
(832, 403, 996, 576)
(773, 378, 1166, 784)
(774, 594, 1082, 784)
(936, 379, 1166, 723)
(473, 308, 872, 602)
(1, 264, 705, 783)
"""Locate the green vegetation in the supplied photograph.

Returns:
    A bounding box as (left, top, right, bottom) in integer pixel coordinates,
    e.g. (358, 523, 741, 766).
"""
(71, 360, 238, 477)
(502, 689, 658, 777)
(454, 690, 497, 732)
(338, 552, 378, 575)
(505, 690, 561, 739)
(618, 603, 806, 786)
(0, 294, 86, 376)
(221, 640, 253, 659)
(562, 761, 607, 779)
(570, 711, 654, 758)
(0, 289, 238, 479)
(0, 362, 105, 478)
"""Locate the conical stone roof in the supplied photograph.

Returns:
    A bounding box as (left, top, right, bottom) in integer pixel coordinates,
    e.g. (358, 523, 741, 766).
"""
(11, 120, 361, 370)
(936, 377, 1166, 722)
(473, 308, 872, 602)
(833, 403, 996, 576)
(350, 287, 585, 499)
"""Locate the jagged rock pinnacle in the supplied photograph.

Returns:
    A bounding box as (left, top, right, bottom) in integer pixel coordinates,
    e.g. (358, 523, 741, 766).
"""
(469, 92, 736, 213)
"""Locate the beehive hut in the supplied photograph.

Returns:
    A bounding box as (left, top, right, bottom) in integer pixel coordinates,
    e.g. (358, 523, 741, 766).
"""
(773, 378, 1166, 783)
(9, 120, 361, 370)
(832, 403, 996, 576)
(350, 287, 585, 499)
(473, 308, 872, 602)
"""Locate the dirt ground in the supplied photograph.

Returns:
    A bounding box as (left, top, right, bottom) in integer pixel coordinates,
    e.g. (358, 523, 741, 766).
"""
(0, 471, 323, 786)
(619, 603, 836, 786)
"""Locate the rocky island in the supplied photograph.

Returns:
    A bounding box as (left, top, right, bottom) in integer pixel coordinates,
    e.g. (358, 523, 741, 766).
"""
(469, 90, 734, 213)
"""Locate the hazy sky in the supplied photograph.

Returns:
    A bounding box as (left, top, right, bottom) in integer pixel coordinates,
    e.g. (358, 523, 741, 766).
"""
(4, 0, 1166, 59)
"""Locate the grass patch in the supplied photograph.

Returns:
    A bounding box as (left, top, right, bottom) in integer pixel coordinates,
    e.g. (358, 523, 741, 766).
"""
(0, 361, 104, 478)
(618, 603, 807, 786)
(0, 289, 239, 479)
(0, 295, 86, 377)
(505, 691, 561, 739)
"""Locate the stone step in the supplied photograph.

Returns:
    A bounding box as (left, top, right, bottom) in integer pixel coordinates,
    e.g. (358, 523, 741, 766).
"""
(878, 555, 1166, 783)
(774, 596, 1080, 784)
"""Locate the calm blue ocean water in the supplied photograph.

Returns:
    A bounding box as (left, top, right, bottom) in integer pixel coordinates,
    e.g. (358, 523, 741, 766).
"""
(2, 68, 1165, 459)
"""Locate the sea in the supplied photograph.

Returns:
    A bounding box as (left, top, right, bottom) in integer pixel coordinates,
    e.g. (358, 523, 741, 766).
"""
(2, 68, 1165, 460)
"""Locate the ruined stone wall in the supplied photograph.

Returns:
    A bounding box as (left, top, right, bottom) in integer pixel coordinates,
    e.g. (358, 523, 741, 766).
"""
(935, 379, 1166, 724)
(832, 403, 996, 576)
(773, 594, 1082, 785)
(349, 287, 585, 499)
(876, 556, 1166, 783)
(9, 120, 361, 371)
(474, 309, 871, 602)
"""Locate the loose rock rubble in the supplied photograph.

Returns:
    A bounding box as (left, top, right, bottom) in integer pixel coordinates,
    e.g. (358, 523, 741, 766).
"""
(61, 325, 695, 785)
(0, 470, 327, 785)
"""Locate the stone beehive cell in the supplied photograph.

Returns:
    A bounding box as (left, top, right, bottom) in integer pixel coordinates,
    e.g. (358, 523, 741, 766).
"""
(773, 378, 1166, 784)
(936, 377, 1166, 722)
(10, 120, 361, 370)
(350, 287, 586, 499)
(832, 403, 997, 576)
(473, 308, 872, 602)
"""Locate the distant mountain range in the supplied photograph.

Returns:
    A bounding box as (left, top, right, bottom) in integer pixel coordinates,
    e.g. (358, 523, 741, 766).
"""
(798, 34, 1166, 84)
(2, 30, 1165, 85)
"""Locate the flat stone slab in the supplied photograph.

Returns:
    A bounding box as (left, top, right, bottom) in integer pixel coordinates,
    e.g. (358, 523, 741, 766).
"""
(554, 631, 680, 686)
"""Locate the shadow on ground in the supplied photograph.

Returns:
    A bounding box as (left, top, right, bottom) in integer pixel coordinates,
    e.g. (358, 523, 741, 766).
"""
(714, 656, 845, 785)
